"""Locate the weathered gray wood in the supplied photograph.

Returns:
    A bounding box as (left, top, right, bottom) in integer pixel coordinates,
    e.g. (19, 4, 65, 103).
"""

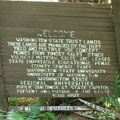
(0, 21, 114, 28)
(0, 2, 119, 101)
(0, 5, 112, 14)
(2, 66, 118, 72)
(6, 92, 113, 97)
(2, 70, 118, 76)
(0, 37, 116, 44)
(112, 1, 120, 68)
(1, 15, 113, 23)
(79, 98, 120, 119)
(0, 1, 111, 9)
(0, 46, 8, 110)
(8, 106, 92, 111)
(0, 28, 116, 40)
(1, 44, 118, 51)
(3, 80, 116, 85)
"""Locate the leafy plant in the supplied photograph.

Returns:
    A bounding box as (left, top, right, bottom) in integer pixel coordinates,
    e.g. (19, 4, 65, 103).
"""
(109, 72, 120, 112)
(0, 102, 56, 120)
(7, 110, 25, 120)
(98, 112, 116, 120)
(96, 72, 120, 110)
(37, 112, 56, 120)
(67, 116, 74, 120)
(98, 112, 106, 120)
(107, 113, 116, 120)
(113, 72, 120, 100)
(27, 102, 56, 120)
(8, 97, 40, 106)
(27, 102, 40, 119)
(62, 98, 71, 106)
(0, 113, 4, 120)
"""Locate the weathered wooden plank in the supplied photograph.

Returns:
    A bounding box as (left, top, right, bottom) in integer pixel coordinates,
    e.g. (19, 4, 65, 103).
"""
(2, 64, 119, 70)
(0, 11, 112, 18)
(2, 51, 117, 60)
(0, 5, 112, 14)
(0, 44, 117, 49)
(2, 72, 117, 77)
(3, 77, 115, 82)
(0, 21, 114, 28)
(2, 67, 117, 73)
(5, 92, 113, 97)
(4, 80, 115, 85)
(2, 69, 118, 76)
(0, 2, 118, 100)
(8, 73, 115, 80)
(0, 37, 117, 43)
(0, 1, 112, 9)
(0, 48, 118, 55)
(1, 27, 115, 32)
(112, 1, 120, 68)
(1, 15, 113, 23)
(5, 80, 114, 86)
(0, 37, 116, 42)
(79, 98, 120, 119)
(0, 28, 115, 40)
(0, 45, 8, 110)
(8, 106, 92, 111)
(1, 54, 118, 59)
(5, 89, 114, 97)
(0, 2, 111, 12)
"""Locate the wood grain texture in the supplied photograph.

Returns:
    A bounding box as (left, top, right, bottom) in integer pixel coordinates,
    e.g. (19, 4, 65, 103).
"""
(0, 2, 119, 99)
(8, 106, 92, 111)
(112, 1, 120, 68)
(0, 43, 8, 110)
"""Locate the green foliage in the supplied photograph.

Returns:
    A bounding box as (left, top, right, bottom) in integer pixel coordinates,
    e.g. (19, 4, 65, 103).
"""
(8, 98, 40, 106)
(0, 102, 56, 120)
(96, 97, 111, 108)
(0, 113, 4, 120)
(67, 116, 74, 120)
(97, 72, 120, 110)
(27, 102, 56, 120)
(109, 72, 120, 112)
(27, 102, 40, 119)
(107, 113, 116, 120)
(7, 110, 25, 120)
(98, 112, 115, 120)
(0, 109, 6, 120)
(113, 72, 120, 99)
(96, 72, 120, 119)
(37, 112, 56, 120)
(8, 97, 53, 106)
(62, 98, 71, 106)
(98, 112, 106, 120)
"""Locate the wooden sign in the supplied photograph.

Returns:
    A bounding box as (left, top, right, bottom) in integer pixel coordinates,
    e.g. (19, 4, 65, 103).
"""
(0, 1, 119, 108)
